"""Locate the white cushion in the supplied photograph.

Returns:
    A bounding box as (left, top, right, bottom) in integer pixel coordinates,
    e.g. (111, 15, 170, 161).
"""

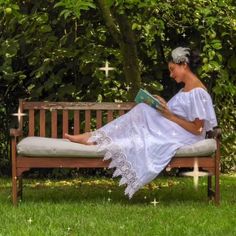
(175, 139, 216, 157)
(17, 137, 106, 157)
(17, 137, 216, 158)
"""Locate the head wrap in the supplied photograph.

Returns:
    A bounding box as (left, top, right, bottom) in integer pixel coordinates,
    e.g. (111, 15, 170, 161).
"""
(171, 47, 190, 64)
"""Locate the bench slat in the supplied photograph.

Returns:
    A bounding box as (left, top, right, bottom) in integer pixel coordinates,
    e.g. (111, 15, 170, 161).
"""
(40, 110, 46, 137)
(22, 101, 135, 110)
(62, 110, 68, 138)
(74, 111, 80, 134)
(96, 110, 102, 129)
(107, 110, 113, 122)
(85, 110, 91, 132)
(28, 110, 35, 136)
(118, 110, 125, 116)
(51, 110, 57, 138)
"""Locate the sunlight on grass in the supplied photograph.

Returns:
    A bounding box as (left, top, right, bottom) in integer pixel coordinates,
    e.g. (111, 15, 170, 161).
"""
(0, 174, 236, 235)
(18, 178, 180, 191)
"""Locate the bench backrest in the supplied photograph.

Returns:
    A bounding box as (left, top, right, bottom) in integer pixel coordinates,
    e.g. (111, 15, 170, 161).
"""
(18, 100, 135, 138)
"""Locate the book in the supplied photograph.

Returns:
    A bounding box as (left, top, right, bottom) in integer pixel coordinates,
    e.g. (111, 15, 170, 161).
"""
(134, 88, 162, 109)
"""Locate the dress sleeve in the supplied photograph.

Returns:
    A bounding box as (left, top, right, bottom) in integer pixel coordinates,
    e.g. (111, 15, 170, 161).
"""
(187, 88, 218, 131)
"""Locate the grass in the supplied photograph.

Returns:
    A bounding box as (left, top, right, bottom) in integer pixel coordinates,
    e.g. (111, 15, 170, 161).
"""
(0, 174, 236, 236)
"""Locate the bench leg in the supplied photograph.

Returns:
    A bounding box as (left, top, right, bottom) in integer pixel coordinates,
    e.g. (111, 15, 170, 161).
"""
(215, 170, 220, 205)
(18, 176, 23, 200)
(12, 175, 23, 206)
(11, 137, 18, 206)
(207, 176, 213, 200)
(12, 176, 18, 206)
(214, 138, 220, 205)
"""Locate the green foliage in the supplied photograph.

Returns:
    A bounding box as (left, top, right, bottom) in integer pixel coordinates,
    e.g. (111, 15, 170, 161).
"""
(0, 0, 236, 174)
(54, 0, 96, 19)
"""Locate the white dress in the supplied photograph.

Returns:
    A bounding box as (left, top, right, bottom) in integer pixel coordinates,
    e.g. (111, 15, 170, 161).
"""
(88, 88, 218, 198)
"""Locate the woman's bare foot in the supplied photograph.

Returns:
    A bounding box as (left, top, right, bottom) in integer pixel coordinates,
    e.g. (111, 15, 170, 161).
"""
(64, 132, 95, 145)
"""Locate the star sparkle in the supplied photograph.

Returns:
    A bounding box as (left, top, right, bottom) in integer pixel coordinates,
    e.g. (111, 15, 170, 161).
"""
(182, 158, 209, 189)
(172, 131, 177, 136)
(150, 198, 159, 207)
(125, 85, 131, 91)
(156, 130, 162, 136)
(99, 60, 115, 77)
(12, 106, 27, 125)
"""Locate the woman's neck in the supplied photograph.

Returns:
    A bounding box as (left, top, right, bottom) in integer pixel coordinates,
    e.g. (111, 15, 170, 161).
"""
(182, 72, 205, 91)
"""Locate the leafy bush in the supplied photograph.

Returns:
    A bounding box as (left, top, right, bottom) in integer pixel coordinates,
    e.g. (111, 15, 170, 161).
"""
(0, 0, 235, 175)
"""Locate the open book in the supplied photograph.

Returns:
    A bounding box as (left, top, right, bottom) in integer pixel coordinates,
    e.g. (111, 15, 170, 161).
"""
(135, 89, 162, 109)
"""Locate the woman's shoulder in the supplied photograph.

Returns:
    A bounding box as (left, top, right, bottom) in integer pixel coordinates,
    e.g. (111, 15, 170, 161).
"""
(178, 87, 213, 104)
(180, 87, 210, 96)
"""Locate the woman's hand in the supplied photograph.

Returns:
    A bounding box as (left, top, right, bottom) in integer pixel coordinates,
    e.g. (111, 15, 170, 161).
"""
(153, 95, 174, 120)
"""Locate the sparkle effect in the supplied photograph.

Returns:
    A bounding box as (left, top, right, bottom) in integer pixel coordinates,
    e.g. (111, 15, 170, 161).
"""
(12, 106, 27, 125)
(125, 85, 131, 91)
(99, 60, 115, 77)
(150, 198, 159, 206)
(156, 130, 162, 136)
(165, 165, 171, 172)
(172, 131, 177, 136)
(182, 159, 209, 189)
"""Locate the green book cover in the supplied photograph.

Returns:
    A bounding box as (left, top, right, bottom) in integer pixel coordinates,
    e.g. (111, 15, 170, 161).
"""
(135, 89, 162, 109)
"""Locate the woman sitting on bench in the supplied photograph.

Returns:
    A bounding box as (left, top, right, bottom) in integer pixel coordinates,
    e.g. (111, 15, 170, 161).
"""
(65, 47, 217, 198)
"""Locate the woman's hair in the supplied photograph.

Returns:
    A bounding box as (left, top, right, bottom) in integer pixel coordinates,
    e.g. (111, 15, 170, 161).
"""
(169, 47, 201, 73)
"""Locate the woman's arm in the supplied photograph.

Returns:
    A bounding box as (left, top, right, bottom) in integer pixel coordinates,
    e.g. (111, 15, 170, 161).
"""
(154, 95, 204, 135)
(168, 115, 204, 135)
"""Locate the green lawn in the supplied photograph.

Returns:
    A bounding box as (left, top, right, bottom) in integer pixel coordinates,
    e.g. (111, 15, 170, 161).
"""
(0, 174, 236, 236)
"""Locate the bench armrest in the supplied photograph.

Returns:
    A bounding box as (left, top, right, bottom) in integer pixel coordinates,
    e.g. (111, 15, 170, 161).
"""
(213, 127, 221, 139)
(206, 127, 221, 140)
(10, 128, 23, 138)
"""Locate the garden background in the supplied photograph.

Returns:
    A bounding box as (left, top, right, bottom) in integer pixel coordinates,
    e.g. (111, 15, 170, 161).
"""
(0, 1, 236, 235)
(0, 0, 235, 176)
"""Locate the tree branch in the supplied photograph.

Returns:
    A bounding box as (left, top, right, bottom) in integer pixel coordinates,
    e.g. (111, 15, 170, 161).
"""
(115, 13, 136, 45)
(96, 1, 141, 99)
(96, 0, 122, 45)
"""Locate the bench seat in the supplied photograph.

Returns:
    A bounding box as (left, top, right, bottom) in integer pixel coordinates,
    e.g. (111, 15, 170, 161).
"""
(17, 136, 217, 158)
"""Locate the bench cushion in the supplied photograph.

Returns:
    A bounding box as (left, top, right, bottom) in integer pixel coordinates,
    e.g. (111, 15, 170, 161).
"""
(174, 139, 216, 157)
(17, 137, 105, 158)
(17, 137, 217, 158)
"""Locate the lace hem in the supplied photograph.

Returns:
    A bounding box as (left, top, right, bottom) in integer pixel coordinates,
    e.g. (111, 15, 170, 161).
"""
(88, 130, 142, 199)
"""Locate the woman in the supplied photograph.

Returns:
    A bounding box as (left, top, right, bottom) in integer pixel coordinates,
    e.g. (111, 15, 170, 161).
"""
(65, 47, 217, 198)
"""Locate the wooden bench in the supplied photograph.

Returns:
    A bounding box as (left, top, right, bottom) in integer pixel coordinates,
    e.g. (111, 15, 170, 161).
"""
(10, 99, 221, 206)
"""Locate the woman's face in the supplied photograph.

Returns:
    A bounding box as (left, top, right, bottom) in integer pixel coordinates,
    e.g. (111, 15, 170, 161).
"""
(168, 62, 187, 83)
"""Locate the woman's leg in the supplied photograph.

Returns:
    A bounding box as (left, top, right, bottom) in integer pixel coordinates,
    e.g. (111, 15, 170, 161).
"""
(64, 132, 95, 145)
(65, 104, 147, 145)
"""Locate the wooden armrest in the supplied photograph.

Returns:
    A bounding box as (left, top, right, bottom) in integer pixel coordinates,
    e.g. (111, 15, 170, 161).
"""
(10, 128, 23, 137)
(213, 127, 221, 139)
(206, 127, 221, 140)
